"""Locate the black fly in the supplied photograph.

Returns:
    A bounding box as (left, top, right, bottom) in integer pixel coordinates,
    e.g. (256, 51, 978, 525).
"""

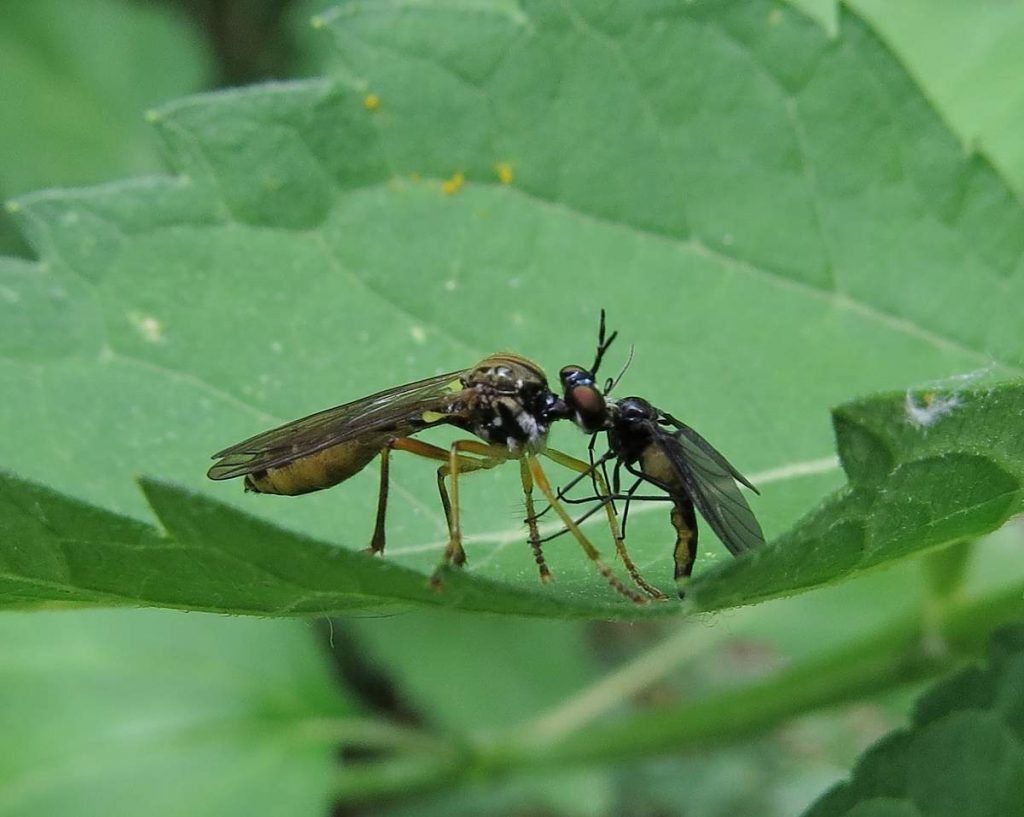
(556, 313, 765, 593)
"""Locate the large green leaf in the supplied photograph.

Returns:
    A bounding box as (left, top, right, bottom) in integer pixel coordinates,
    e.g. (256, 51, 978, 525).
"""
(2, 1, 1023, 610)
(0, 470, 659, 616)
(805, 624, 1024, 817)
(2, 379, 1021, 616)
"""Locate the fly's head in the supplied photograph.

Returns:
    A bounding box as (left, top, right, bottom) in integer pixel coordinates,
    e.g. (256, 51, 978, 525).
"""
(558, 309, 625, 435)
(559, 364, 608, 433)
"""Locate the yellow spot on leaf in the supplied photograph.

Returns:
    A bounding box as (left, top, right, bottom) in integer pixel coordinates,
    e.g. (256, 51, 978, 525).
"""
(495, 162, 514, 184)
(363, 93, 380, 111)
(127, 311, 165, 343)
(441, 172, 465, 195)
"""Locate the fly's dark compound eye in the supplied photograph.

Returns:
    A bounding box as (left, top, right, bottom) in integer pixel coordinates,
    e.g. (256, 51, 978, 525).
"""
(559, 365, 593, 390)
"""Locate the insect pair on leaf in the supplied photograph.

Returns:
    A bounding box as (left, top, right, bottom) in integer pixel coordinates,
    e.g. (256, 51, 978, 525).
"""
(207, 314, 764, 603)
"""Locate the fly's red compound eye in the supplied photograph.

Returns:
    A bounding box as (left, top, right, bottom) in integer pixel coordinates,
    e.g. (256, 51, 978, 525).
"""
(568, 383, 606, 432)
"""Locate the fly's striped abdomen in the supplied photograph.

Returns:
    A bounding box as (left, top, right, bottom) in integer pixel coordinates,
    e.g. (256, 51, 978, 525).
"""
(244, 438, 383, 495)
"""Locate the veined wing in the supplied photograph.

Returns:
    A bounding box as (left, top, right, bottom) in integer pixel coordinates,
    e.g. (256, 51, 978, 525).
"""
(208, 369, 467, 480)
(660, 413, 758, 493)
(653, 421, 765, 555)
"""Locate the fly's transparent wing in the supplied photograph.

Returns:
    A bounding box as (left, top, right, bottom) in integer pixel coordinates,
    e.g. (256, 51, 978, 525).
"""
(660, 414, 758, 492)
(656, 422, 765, 555)
(208, 370, 467, 480)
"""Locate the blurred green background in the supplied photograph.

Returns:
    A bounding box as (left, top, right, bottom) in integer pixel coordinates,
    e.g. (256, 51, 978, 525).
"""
(2, 1, 1023, 816)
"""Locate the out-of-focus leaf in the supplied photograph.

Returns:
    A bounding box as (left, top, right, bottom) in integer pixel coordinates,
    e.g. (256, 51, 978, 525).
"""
(804, 623, 1024, 817)
(0, 608, 350, 817)
(0, 0, 212, 255)
(345, 608, 600, 731)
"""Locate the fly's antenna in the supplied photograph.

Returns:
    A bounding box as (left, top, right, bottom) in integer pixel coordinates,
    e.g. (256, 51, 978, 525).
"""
(590, 308, 619, 376)
(603, 343, 634, 395)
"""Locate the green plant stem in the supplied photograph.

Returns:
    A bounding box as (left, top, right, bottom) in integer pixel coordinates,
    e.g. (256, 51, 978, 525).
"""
(514, 614, 742, 744)
(330, 583, 1024, 804)
(333, 754, 466, 803)
(510, 585, 1024, 767)
(295, 716, 448, 754)
(923, 540, 974, 601)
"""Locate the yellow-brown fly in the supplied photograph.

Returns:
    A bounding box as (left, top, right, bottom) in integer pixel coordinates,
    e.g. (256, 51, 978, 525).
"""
(208, 351, 649, 601)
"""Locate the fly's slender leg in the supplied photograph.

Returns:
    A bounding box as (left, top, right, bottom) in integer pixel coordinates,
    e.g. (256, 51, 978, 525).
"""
(444, 442, 468, 568)
(619, 477, 644, 541)
(519, 457, 551, 583)
(524, 449, 617, 526)
(387, 437, 503, 585)
(365, 446, 391, 555)
(434, 439, 509, 586)
(535, 485, 671, 545)
(526, 453, 647, 605)
(543, 447, 665, 600)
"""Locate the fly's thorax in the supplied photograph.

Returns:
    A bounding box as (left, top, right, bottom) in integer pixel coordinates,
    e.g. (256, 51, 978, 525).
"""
(608, 396, 659, 463)
(460, 353, 561, 449)
(465, 353, 547, 392)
